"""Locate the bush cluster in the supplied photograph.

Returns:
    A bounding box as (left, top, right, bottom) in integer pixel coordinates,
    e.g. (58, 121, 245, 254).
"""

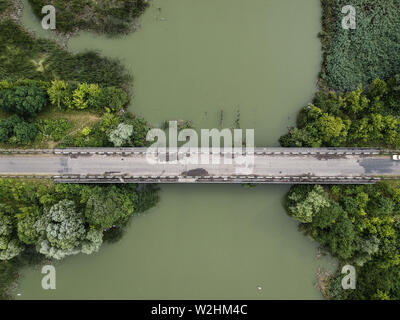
(59, 112, 151, 148)
(47, 80, 128, 112)
(280, 76, 400, 148)
(0, 116, 38, 145)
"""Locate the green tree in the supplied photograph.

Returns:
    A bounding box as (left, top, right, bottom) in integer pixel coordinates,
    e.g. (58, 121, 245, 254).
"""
(37, 200, 103, 260)
(314, 113, 348, 144)
(85, 186, 136, 230)
(72, 83, 101, 110)
(16, 206, 42, 245)
(0, 204, 24, 260)
(47, 80, 72, 109)
(0, 85, 47, 117)
(95, 86, 129, 112)
(13, 121, 38, 144)
(288, 185, 331, 223)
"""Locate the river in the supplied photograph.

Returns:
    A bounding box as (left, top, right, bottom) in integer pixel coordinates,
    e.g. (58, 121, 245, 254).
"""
(16, 0, 335, 299)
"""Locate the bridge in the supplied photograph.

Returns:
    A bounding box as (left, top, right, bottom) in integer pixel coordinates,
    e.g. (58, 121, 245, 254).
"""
(0, 147, 399, 184)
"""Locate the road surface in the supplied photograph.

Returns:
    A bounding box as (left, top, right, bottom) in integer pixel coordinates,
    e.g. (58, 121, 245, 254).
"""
(0, 148, 399, 184)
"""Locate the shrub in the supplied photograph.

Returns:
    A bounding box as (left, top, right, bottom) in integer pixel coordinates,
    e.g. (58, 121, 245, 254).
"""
(13, 121, 38, 144)
(36, 119, 72, 141)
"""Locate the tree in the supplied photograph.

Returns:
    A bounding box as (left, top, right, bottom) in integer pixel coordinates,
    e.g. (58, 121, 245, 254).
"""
(368, 79, 388, 100)
(0, 239, 24, 260)
(314, 113, 348, 144)
(0, 204, 24, 260)
(0, 205, 14, 251)
(85, 186, 135, 230)
(0, 85, 47, 117)
(320, 214, 356, 260)
(72, 83, 101, 110)
(16, 206, 42, 245)
(108, 123, 134, 147)
(47, 80, 72, 109)
(0, 115, 21, 143)
(95, 86, 129, 112)
(311, 202, 343, 229)
(36, 200, 103, 260)
(288, 185, 331, 223)
(342, 85, 369, 115)
(13, 121, 38, 144)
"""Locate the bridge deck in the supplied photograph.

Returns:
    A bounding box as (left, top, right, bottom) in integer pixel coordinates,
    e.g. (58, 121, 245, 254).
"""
(0, 148, 399, 184)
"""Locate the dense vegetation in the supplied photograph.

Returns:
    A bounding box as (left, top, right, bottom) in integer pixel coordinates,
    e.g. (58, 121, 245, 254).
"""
(0, 1, 159, 299)
(0, 79, 150, 148)
(287, 183, 400, 299)
(0, 179, 159, 297)
(320, 0, 400, 91)
(280, 76, 400, 148)
(28, 0, 148, 35)
(0, 19, 132, 89)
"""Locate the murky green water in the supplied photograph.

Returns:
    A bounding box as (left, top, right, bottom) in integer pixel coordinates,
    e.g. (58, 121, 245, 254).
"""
(16, 0, 335, 299)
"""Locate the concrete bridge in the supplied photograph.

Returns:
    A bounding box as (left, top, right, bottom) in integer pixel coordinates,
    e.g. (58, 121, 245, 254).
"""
(0, 147, 399, 184)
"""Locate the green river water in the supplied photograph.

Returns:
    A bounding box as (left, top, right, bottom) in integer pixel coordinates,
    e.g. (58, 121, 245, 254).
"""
(16, 0, 336, 299)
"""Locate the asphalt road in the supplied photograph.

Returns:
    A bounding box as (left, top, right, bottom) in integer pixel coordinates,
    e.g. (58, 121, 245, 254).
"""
(0, 148, 399, 182)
